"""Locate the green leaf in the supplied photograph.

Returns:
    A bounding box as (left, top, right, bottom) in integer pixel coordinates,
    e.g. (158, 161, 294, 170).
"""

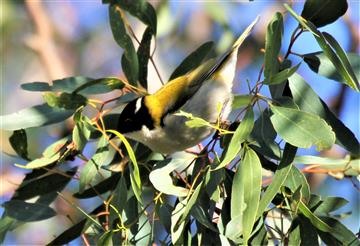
(107, 129, 142, 203)
(270, 105, 335, 150)
(322, 32, 359, 90)
(265, 63, 301, 85)
(232, 94, 252, 109)
(43, 92, 87, 110)
(109, 5, 138, 85)
(20, 82, 51, 91)
(264, 12, 283, 80)
(3, 200, 56, 222)
(317, 217, 359, 245)
(9, 129, 29, 160)
(72, 77, 125, 94)
(257, 143, 297, 219)
(73, 173, 121, 199)
(231, 147, 262, 244)
(72, 111, 93, 152)
(113, 0, 157, 34)
(98, 231, 113, 246)
(169, 41, 214, 80)
(137, 27, 153, 89)
(171, 202, 186, 245)
(216, 108, 254, 169)
(301, 0, 348, 28)
(298, 201, 332, 232)
(284, 166, 311, 202)
(285, 4, 359, 91)
(304, 52, 360, 84)
(288, 73, 360, 155)
(149, 158, 191, 197)
(79, 135, 110, 193)
(0, 103, 74, 131)
(314, 197, 349, 216)
(13, 168, 77, 200)
(21, 77, 124, 95)
(15, 138, 69, 169)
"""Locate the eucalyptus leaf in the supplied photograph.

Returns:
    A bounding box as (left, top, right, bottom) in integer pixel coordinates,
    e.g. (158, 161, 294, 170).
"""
(3, 200, 56, 222)
(231, 147, 262, 244)
(264, 12, 283, 80)
(0, 103, 74, 131)
(9, 129, 29, 160)
(301, 0, 348, 28)
(137, 27, 153, 89)
(217, 108, 254, 169)
(109, 5, 138, 85)
(270, 105, 335, 150)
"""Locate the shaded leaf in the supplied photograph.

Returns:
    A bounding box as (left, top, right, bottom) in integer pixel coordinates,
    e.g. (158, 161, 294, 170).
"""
(137, 27, 153, 89)
(217, 108, 254, 169)
(43, 92, 87, 110)
(298, 201, 332, 232)
(0, 103, 74, 131)
(9, 129, 29, 160)
(3, 200, 56, 222)
(257, 143, 297, 219)
(264, 12, 283, 80)
(113, 0, 157, 34)
(270, 105, 335, 150)
(284, 166, 311, 202)
(317, 216, 359, 245)
(13, 168, 77, 200)
(73, 173, 121, 199)
(304, 52, 360, 84)
(301, 0, 348, 28)
(314, 197, 348, 216)
(109, 5, 138, 85)
(169, 41, 214, 80)
(79, 135, 110, 193)
(72, 77, 125, 94)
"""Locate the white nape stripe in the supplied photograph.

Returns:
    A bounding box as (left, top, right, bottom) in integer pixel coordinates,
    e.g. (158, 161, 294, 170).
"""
(135, 97, 142, 114)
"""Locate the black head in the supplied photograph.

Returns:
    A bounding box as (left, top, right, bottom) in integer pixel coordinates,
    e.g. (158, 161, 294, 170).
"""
(117, 97, 155, 134)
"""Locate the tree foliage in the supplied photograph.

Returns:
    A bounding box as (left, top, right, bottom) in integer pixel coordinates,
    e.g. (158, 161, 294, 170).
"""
(0, 0, 359, 245)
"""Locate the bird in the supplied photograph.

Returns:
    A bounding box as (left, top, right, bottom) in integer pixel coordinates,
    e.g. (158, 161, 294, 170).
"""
(115, 29, 253, 154)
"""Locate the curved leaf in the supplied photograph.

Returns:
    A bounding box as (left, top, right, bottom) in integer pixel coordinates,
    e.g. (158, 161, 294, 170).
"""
(301, 0, 348, 28)
(137, 27, 153, 89)
(3, 200, 56, 222)
(0, 103, 74, 131)
(270, 105, 335, 150)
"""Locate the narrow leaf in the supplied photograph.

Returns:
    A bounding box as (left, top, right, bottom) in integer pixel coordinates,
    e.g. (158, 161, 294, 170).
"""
(217, 108, 254, 169)
(3, 200, 56, 222)
(265, 63, 301, 85)
(137, 27, 153, 89)
(0, 103, 74, 131)
(109, 5, 138, 85)
(264, 12, 283, 80)
(257, 143, 297, 219)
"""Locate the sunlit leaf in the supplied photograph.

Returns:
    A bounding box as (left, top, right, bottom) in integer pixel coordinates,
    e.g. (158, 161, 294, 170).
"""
(231, 147, 262, 244)
(288, 73, 360, 155)
(265, 63, 301, 85)
(298, 201, 332, 232)
(217, 108, 254, 169)
(232, 94, 252, 109)
(270, 105, 335, 150)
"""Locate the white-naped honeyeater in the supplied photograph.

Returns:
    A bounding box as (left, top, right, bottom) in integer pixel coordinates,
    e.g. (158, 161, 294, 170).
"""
(116, 21, 257, 154)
